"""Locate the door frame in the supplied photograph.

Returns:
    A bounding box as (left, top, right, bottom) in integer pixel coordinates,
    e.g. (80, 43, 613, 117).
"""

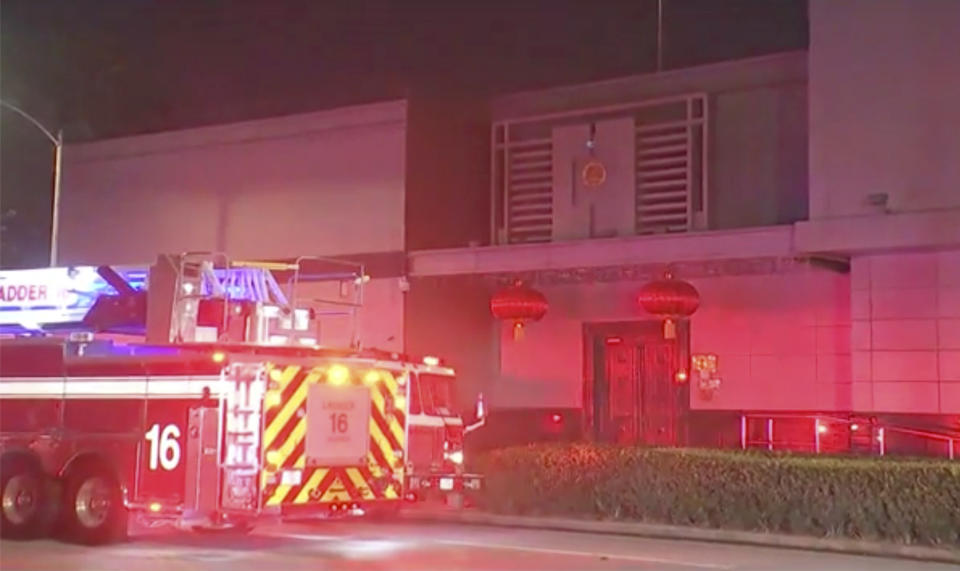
(582, 319, 691, 445)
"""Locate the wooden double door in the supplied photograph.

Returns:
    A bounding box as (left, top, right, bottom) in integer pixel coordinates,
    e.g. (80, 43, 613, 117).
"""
(585, 321, 688, 446)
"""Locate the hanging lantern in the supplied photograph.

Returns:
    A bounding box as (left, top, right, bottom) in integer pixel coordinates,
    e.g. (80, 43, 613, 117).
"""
(637, 272, 700, 339)
(490, 280, 548, 340)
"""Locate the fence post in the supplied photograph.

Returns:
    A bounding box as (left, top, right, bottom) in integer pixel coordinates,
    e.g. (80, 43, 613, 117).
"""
(740, 414, 747, 450)
(814, 418, 821, 454)
(766, 418, 774, 451)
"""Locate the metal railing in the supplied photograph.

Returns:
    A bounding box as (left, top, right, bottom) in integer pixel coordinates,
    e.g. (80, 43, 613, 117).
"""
(739, 413, 957, 460)
(882, 424, 956, 459)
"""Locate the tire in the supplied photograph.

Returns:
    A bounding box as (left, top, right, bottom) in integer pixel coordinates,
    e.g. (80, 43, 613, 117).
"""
(0, 455, 53, 540)
(60, 463, 127, 545)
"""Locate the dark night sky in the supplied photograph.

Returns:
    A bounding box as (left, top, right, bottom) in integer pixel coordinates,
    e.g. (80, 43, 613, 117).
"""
(0, 0, 807, 268)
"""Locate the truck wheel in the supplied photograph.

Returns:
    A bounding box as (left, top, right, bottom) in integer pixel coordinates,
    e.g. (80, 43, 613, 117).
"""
(1, 456, 52, 539)
(61, 464, 126, 545)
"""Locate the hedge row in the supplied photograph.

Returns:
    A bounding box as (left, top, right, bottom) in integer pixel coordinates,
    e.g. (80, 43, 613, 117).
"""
(473, 444, 960, 546)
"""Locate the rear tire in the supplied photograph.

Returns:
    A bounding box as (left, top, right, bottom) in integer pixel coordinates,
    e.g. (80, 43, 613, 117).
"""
(0, 456, 53, 540)
(60, 464, 127, 545)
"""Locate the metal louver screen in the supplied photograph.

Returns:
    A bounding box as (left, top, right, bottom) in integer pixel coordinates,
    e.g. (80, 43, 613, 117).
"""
(506, 139, 553, 243)
(492, 124, 555, 244)
(636, 97, 706, 234)
(636, 123, 692, 233)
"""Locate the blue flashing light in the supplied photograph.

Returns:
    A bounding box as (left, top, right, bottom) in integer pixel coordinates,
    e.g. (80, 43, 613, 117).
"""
(0, 266, 147, 327)
(0, 265, 288, 330)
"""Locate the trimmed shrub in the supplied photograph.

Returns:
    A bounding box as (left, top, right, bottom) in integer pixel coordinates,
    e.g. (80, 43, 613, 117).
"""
(474, 444, 960, 546)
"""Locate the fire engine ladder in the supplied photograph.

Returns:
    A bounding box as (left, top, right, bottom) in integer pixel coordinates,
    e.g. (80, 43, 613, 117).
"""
(168, 252, 295, 343)
(230, 258, 320, 345)
(162, 252, 227, 343)
(219, 266, 290, 307)
(218, 361, 267, 513)
(162, 252, 365, 347)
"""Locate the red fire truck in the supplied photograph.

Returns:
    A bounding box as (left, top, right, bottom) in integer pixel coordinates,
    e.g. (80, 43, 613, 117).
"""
(0, 253, 482, 544)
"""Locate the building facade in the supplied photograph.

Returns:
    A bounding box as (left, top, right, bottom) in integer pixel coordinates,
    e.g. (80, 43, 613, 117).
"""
(58, 0, 960, 454)
(408, 0, 960, 453)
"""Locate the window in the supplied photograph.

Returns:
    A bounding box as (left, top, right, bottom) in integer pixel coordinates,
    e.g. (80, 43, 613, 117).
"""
(417, 373, 455, 415)
(410, 374, 423, 415)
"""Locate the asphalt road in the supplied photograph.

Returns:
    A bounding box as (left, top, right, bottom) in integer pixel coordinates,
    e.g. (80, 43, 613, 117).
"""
(0, 520, 955, 571)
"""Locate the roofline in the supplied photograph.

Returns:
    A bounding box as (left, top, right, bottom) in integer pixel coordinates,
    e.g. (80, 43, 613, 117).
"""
(491, 50, 807, 121)
(493, 50, 806, 103)
(67, 98, 408, 163)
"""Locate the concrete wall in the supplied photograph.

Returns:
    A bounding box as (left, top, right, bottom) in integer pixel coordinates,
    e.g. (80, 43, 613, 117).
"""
(404, 96, 490, 250)
(809, 0, 960, 219)
(407, 262, 852, 413)
(59, 100, 408, 265)
(711, 82, 808, 228)
(689, 266, 851, 411)
(492, 266, 850, 412)
(405, 275, 497, 412)
(850, 250, 960, 414)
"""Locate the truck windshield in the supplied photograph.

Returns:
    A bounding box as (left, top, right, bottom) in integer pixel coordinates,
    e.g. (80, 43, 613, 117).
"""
(412, 373, 454, 415)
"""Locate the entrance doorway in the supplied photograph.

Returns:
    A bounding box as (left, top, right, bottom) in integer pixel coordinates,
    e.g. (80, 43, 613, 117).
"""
(583, 320, 689, 446)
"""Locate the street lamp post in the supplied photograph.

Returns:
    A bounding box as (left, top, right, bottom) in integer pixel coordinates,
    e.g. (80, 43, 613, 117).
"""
(656, 0, 664, 72)
(0, 99, 64, 266)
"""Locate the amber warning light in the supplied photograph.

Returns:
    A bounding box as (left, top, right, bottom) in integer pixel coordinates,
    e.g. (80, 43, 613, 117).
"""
(328, 364, 350, 385)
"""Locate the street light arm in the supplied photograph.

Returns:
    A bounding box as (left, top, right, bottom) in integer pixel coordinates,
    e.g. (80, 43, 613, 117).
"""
(0, 99, 61, 146)
(1, 97, 64, 266)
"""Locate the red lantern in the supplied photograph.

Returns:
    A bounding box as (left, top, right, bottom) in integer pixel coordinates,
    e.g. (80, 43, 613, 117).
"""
(490, 280, 548, 340)
(637, 272, 699, 339)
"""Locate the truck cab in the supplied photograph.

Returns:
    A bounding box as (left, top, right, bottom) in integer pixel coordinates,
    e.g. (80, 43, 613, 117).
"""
(405, 357, 483, 504)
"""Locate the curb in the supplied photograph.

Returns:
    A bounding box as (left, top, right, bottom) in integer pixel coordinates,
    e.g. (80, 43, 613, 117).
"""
(399, 509, 960, 564)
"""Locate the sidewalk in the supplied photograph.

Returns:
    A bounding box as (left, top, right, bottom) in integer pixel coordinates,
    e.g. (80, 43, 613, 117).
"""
(399, 508, 960, 565)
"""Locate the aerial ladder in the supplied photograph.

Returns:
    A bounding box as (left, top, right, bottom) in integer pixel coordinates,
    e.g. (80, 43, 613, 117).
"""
(66, 252, 369, 350)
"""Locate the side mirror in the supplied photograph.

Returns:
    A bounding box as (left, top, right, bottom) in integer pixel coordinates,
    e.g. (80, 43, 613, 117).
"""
(465, 392, 487, 434)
